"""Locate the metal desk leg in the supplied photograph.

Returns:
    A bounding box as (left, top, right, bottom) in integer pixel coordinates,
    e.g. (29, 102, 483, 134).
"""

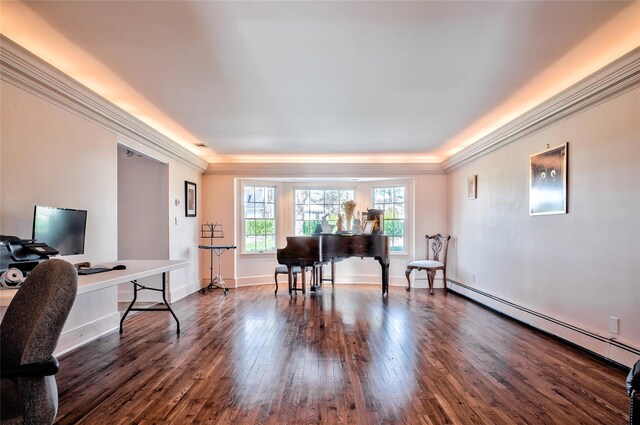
(161, 272, 180, 333)
(119, 272, 180, 333)
(119, 279, 138, 333)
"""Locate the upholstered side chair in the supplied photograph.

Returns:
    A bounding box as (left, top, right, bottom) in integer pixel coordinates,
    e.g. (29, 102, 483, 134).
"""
(1, 259, 78, 425)
(405, 234, 451, 295)
(274, 264, 301, 295)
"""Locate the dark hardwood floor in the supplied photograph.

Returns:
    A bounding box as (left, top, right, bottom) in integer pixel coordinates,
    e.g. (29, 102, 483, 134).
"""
(55, 285, 629, 424)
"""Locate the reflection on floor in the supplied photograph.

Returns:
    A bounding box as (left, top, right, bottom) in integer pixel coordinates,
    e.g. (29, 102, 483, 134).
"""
(56, 285, 628, 424)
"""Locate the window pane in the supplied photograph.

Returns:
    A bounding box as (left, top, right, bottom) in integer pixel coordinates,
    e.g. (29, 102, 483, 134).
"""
(244, 186, 254, 203)
(265, 220, 275, 234)
(394, 204, 404, 219)
(296, 190, 308, 204)
(264, 203, 275, 218)
(245, 220, 255, 235)
(267, 187, 275, 203)
(245, 204, 255, 218)
(295, 221, 304, 235)
(266, 236, 276, 250)
(310, 190, 324, 204)
(295, 205, 305, 220)
(373, 189, 384, 205)
(384, 206, 394, 219)
(255, 187, 265, 203)
(394, 187, 405, 202)
(383, 220, 393, 235)
(245, 236, 256, 251)
(327, 204, 339, 217)
(255, 235, 266, 251)
(383, 188, 393, 203)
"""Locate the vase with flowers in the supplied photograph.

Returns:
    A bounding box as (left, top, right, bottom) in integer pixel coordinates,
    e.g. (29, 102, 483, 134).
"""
(343, 200, 357, 232)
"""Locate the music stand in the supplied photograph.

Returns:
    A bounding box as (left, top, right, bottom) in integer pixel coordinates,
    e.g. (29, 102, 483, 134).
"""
(198, 223, 236, 295)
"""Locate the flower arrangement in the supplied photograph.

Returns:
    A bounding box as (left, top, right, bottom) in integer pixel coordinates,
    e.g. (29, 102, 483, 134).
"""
(343, 200, 357, 231)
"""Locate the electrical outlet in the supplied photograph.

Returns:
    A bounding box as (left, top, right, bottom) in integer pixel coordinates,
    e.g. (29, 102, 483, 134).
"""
(609, 316, 619, 334)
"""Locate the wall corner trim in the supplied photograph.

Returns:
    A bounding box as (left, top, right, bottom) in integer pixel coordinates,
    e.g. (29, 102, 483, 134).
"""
(442, 47, 640, 171)
(0, 35, 208, 173)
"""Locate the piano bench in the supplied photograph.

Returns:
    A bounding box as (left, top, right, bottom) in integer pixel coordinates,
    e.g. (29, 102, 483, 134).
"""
(274, 265, 302, 295)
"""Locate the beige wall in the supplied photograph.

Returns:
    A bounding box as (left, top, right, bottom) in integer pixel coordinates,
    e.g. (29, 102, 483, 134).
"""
(446, 87, 640, 366)
(1, 81, 118, 263)
(201, 173, 448, 289)
(0, 80, 202, 352)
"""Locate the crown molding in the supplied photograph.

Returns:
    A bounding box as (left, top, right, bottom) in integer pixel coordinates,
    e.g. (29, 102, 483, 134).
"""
(442, 47, 640, 171)
(0, 35, 208, 172)
(205, 162, 444, 176)
(3, 34, 636, 175)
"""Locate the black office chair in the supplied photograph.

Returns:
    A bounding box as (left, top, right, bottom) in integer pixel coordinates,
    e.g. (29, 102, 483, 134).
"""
(629, 359, 640, 425)
(1, 259, 78, 424)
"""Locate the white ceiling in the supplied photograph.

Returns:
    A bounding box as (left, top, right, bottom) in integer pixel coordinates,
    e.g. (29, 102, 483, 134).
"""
(3, 1, 637, 162)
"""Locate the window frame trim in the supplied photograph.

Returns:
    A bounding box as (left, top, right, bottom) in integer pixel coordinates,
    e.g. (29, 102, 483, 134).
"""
(371, 183, 408, 255)
(240, 182, 278, 255)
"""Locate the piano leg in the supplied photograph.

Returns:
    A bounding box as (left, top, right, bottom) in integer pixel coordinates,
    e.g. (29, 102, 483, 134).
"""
(331, 260, 336, 286)
(310, 263, 321, 292)
(377, 257, 390, 295)
(288, 268, 294, 297)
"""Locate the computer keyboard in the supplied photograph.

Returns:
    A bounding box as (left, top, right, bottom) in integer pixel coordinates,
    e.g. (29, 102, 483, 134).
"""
(77, 267, 110, 275)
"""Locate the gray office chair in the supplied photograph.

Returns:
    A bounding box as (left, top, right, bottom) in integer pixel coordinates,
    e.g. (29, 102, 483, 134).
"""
(1, 259, 78, 425)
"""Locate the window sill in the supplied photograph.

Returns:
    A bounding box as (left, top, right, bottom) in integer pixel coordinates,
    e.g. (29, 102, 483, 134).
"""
(240, 250, 276, 256)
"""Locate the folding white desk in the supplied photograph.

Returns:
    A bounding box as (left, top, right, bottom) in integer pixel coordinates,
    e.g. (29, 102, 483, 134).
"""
(0, 259, 189, 333)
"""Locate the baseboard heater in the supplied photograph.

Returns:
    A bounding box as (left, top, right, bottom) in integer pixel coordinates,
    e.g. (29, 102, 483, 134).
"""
(447, 279, 640, 359)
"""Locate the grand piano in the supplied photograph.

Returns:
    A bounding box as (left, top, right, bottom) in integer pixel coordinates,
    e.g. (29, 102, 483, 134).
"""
(277, 234, 390, 296)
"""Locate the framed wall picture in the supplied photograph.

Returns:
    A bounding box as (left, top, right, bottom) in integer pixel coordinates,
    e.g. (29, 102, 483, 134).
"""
(185, 181, 197, 217)
(529, 143, 568, 216)
(467, 175, 477, 199)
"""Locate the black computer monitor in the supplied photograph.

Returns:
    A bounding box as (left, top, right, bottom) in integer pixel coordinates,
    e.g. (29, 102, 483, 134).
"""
(32, 205, 87, 256)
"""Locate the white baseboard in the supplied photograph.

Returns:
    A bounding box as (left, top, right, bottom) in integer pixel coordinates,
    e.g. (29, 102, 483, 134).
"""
(171, 279, 201, 302)
(55, 312, 120, 356)
(448, 280, 640, 368)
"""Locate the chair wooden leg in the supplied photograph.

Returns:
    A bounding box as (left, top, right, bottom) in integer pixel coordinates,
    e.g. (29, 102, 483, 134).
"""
(427, 270, 435, 295)
(274, 272, 279, 295)
(443, 270, 447, 292)
(405, 268, 412, 291)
